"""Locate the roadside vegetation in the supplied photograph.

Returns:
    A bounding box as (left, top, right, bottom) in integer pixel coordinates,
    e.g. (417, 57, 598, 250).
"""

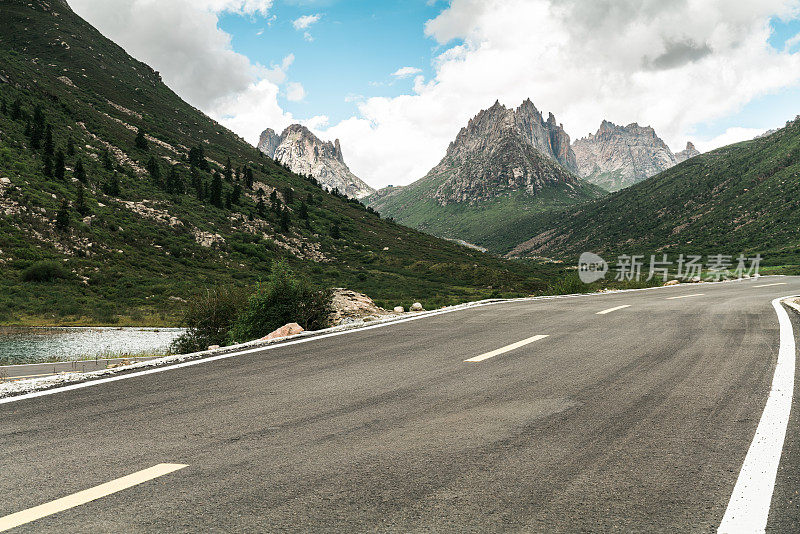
(172, 261, 331, 353)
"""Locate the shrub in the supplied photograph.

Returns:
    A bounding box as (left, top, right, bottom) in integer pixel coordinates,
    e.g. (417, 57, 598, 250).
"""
(171, 286, 246, 354)
(228, 260, 331, 344)
(22, 260, 69, 282)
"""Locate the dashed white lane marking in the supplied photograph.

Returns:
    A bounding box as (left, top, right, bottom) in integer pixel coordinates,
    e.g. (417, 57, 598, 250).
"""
(464, 335, 548, 363)
(718, 297, 798, 533)
(0, 463, 188, 532)
(665, 293, 705, 300)
(753, 282, 788, 288)
(596, 305, 631, 315)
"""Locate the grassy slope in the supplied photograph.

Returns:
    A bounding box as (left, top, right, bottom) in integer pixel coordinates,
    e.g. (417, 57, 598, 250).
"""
(367, 146, 605, 253)
(0, 0, 555, 325)
(499, 120, 800, 263)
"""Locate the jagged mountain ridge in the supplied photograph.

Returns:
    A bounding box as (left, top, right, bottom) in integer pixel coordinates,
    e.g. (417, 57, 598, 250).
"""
(497, 116, 800, 260)
(258, 124, 374, 199)
(366, 100, 604, 252)
(415, 99, 582, 206)
(572, 121, 700, 191)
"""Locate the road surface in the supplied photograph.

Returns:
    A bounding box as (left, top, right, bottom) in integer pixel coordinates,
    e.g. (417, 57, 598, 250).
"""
(1, 277, 799, 532)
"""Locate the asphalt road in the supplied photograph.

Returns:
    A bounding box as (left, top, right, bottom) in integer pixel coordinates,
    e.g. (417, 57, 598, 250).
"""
(2, 277, 800, 532)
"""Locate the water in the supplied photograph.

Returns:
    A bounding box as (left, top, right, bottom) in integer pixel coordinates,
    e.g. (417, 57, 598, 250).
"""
(0, 327, 186, 365)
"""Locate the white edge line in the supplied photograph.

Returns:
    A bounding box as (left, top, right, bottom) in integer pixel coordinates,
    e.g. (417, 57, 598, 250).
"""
(665, 293, 705, 300)
(0, 463, 187, 532)
(596, 305, 631, 315)
(0, 276, 779, 404)
(718, 295, 799, 533)
(753, 283, 788, 288)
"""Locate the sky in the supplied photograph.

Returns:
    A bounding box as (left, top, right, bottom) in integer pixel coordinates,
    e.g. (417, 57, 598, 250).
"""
(70, 0, 800, 189)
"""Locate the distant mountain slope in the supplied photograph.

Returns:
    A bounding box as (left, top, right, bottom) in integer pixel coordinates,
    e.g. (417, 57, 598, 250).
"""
(502, 119, 800, 263)
(367, 100, 604, 252)
(572, 121, 699, 191)
(258, 125, 374, 199)
(0, 0, 548, 325)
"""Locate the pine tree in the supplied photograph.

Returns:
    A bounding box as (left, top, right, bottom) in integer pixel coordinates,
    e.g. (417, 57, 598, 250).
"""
(43, 154, 53, 177)
(43, 124, 54, 156)
(280, 208, 290, 232)
(0, 99, 6, 115)
(75, 183, 90, 216)
(243, 167, 254, 189)
(284, 187, 294, 205)
(147, 156, 161, 188)
(225, 191, 233, 210)
(66, 135, 75, 157)
(55, 199, 70, 232)
(210, 173, 223, 208)
(224, 157, 233, 182)
(306, 192, 314, 205)
(74, 158, 86, 183)
(54, 150, 65, 180)
(330, 222, 341, 239)
(134, 128, 148, 151)
(270, 190, 279, 211)
(30, 106, 45, 149)
(232, 184, 241, 205)
(10, 98, 21, 121)
(299, 200, 309, 220)
(256, 197, 266, 217)
(188, 145, 208, 170)
(191, 166, 202, 197)
(103, 172, 120, 196)
(168, 165, 184, 195)
(102, 149, 114, 171)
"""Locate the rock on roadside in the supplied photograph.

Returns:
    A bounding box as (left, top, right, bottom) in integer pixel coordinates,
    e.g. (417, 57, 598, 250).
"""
(260, 323, 304, 341)
(329, 288, 392, 326)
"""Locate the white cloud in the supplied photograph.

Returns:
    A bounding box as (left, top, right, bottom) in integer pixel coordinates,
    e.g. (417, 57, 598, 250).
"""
(319, 0, 800, 188)
(392, 66, 423, 78)
(286, 81, 306, 102)
(293, 13, 321, 30)
(70, 0, 300, 145)
(786, 32, 800, 51)
(694, 127, 769, 153)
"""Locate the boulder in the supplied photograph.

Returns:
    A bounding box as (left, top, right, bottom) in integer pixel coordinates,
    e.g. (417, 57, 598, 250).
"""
(663, 280, 680, 286)
(410, 302, 424, 311)
(260, 322, 304, 341)
(328, 288, 390, 325)
(207, 345, 220, 350)
(691, 276, 702, 283)
(393, 306, 405, 313)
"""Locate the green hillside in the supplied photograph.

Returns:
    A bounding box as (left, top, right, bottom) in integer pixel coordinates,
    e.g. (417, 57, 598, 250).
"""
(367, 135, 605, 253)
(0, 0, 554, 325)
(500, 120, 800, 264)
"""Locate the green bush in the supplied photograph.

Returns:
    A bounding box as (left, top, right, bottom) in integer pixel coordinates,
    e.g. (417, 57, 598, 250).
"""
(228, 260, 331, 344)
(171, 286, 247, 354)
(21, 261, 69, 282)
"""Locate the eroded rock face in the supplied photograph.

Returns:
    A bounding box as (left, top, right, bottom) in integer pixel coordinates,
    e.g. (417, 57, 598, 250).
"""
(675, 142, 700, 163)
(420, 99, 580, 205)
(572, 121, 699, 191)
(257, 124, 374, 199)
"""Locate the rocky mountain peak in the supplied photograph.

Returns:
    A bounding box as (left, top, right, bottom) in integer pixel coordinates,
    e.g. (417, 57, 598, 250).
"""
(572, 120, 700, 191)
(412, 99, 584, 206)
(675, 141, 701, 163)
(257, 124, 374, 198)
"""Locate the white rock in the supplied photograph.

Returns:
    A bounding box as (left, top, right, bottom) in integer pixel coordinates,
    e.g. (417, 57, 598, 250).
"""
(410, 302, 424, 311)
(207, 345, 220, 350)
(663, 280, 679, 286)
(393, 306, 405, 313)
